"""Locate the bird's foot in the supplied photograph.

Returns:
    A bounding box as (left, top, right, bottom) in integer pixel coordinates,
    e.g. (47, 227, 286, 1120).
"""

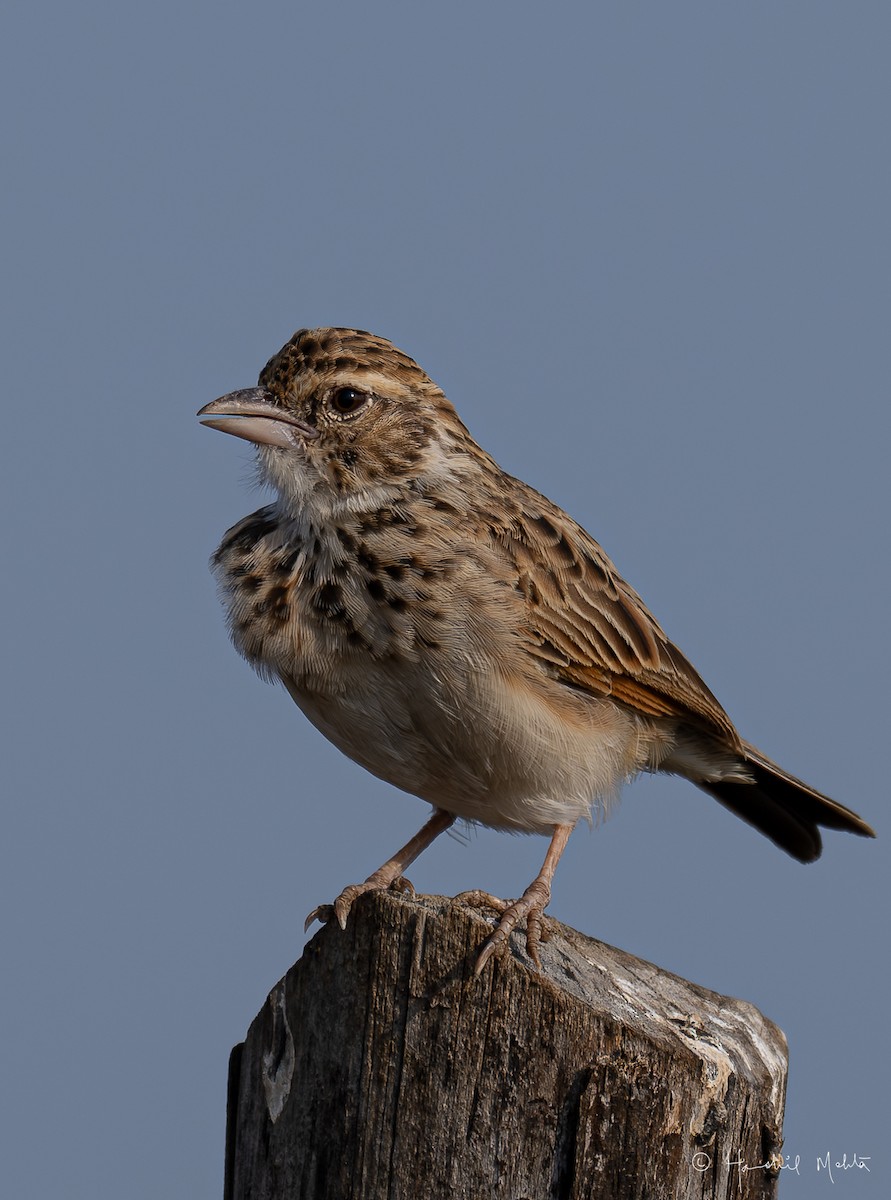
(455, 882, 554, 975)
(305, 874, 415, 933)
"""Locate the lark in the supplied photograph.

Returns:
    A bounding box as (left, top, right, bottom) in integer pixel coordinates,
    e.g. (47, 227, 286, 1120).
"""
(199, 327, 875, 972)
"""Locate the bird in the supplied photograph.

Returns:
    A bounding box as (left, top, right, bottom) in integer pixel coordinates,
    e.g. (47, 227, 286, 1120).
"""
(199, 326, 875, 973)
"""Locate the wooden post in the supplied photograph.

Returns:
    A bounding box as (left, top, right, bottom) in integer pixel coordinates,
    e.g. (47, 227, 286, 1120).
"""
(224, 891, 787, 1200)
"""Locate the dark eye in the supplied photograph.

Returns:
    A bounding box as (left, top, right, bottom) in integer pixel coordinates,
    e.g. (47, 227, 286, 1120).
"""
(330, 387, 369, 415)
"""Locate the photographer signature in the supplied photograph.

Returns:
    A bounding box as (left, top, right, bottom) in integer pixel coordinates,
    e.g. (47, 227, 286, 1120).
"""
(692, 1149, 871, 1183)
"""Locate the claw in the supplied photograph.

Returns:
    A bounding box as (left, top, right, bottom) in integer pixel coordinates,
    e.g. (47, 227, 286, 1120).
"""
(305, 876, 417, 936)
(333, 884, 364, 929)
(304, 903, 335, 933)
(303, 810, 455, 939)
(474, 936, 500, 975)
(456, 880, 555, 975)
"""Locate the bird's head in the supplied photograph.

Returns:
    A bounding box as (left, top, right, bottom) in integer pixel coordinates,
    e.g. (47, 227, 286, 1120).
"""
(199, 327, 473, 515)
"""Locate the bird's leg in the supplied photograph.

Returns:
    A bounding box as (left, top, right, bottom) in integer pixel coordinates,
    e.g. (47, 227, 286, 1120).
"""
(305, 808, 456, 932)
(457, 823, 575, 974)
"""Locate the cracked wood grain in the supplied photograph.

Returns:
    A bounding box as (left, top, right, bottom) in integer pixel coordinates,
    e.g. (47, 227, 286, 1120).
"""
(224, 891, 787, 1200)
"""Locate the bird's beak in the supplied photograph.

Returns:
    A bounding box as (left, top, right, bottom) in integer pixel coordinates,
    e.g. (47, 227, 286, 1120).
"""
(197, 388, 319, 449)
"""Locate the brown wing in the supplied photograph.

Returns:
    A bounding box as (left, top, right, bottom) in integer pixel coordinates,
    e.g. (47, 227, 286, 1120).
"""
(488, 481, 740, 745)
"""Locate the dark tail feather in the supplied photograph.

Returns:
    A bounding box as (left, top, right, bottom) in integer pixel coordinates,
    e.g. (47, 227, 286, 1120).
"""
(698, 742, 876, 863)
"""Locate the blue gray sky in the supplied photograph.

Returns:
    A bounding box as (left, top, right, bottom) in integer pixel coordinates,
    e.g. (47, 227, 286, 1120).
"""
(2, 4, 887, 1196)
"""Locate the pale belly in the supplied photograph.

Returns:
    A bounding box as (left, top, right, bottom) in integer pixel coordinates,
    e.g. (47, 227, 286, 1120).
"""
(279, 649, 651, 834)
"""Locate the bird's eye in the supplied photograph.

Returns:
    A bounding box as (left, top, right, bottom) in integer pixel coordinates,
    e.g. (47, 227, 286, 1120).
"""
(329, 387, 369, 416)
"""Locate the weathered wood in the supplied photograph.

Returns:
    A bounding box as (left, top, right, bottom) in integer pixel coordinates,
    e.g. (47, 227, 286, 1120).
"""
(225, 891, 787, 1200)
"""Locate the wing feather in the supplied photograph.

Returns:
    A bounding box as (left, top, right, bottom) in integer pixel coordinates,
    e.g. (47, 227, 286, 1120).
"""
(488, 483, 738, 743)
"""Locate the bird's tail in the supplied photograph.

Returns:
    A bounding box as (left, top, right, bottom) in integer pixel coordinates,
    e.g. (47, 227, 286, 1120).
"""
(697, 742, 876, 863)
